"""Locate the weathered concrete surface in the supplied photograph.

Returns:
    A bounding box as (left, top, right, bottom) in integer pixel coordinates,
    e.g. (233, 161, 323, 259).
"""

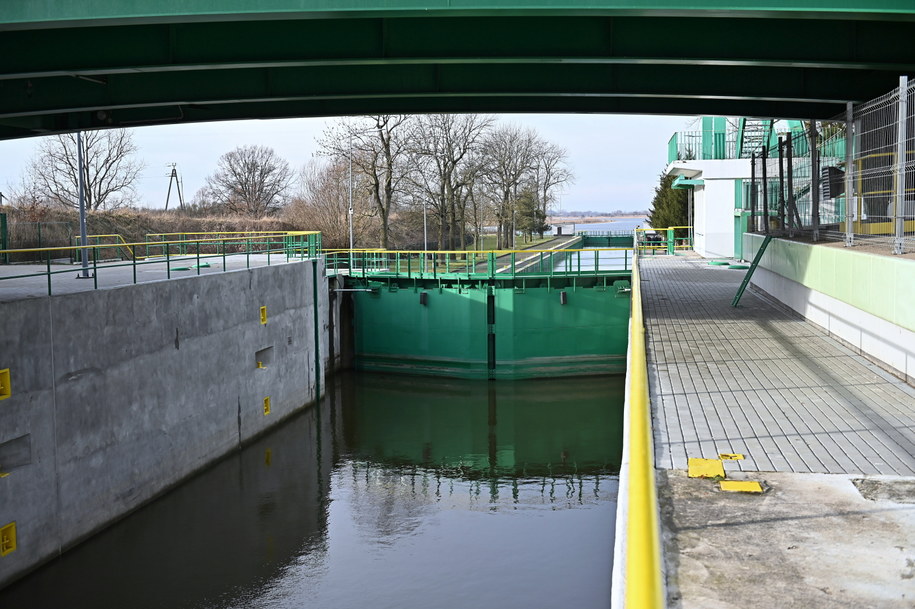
(0, 259, 328, 588)
(660, 470, 915, 609)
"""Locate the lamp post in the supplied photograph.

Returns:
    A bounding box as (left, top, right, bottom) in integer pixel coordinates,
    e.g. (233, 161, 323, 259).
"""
(77, 131, 91, 279)
(422, 199, 428, 273)
(348, 136, 354, 271)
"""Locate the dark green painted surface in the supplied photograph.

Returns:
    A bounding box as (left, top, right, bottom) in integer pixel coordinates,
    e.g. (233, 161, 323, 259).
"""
(354, 283, 491, 377)
(580, 235, 634, 248)
(1, 3, 915, 138)
(492, 284, 629, 378)
(351, 274, 630, 379)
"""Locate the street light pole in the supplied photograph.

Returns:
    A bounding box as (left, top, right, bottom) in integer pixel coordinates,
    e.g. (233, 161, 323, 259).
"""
(348, 141, 354, 251)
(422, 199, 428, 273)
(348, 136, 354, 268)
(77, 131, 91, 279)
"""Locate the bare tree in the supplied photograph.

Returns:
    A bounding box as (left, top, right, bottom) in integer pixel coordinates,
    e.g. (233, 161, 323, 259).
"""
(406, 114, 494, 249)
(286, 158, 373, 248)
(530, 141, 574, 237)
(481, 124, 538, 248)
(205, 145, 294, 218)
(319, 115, 412, 249)
(26, 129, 143, 210)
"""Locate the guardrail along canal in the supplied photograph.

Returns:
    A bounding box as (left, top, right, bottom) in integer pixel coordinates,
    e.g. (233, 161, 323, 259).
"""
(0, 372, 623, 609)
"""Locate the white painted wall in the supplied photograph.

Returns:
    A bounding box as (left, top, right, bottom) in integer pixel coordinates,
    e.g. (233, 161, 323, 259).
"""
(667, 159, 751, 260)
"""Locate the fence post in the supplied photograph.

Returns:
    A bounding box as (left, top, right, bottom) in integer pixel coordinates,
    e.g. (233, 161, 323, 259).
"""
(777, 137, 786, 231)
(750, 153, 757, 233)
(0, 212, 7, 264)
(761, 148, 769, 234)
(809, 121, 820, 242)
(845, 101, 856, 247)
(894, 76, 908, 255)
(786, 136, 797, 236)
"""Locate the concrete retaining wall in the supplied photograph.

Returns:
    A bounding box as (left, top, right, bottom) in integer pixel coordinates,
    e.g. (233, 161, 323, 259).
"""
(743, 234, 915, 383)
(0, 259, 328, 588)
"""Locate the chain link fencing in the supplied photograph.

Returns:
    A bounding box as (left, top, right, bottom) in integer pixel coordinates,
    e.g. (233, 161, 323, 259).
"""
(749, 78, 915, 255)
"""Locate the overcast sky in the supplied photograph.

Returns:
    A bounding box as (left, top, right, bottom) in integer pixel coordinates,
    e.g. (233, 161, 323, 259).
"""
(0, 114, 695, 213)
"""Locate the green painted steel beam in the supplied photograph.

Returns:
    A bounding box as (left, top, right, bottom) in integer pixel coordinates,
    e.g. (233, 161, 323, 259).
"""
(0, 63, 895, 117)
(0, 9, 914, 138)
(2, 1, 914, 28)
(3, 17, 913, 78)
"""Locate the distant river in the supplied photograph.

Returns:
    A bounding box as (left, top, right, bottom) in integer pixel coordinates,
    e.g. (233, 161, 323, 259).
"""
(549, 217, 647, 235)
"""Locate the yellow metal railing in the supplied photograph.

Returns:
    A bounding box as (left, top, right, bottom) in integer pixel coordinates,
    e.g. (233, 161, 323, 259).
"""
(74, 233, 135, 260)
(622, 251, 664, 608)
(0, 231, 322, 296)
(635, 226, 693, 254)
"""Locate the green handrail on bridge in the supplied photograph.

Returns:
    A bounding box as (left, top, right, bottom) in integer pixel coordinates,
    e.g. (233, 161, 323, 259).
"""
(324, 247, 632, 279)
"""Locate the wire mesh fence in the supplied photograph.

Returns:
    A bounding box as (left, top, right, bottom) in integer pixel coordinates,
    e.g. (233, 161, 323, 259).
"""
(748, 78, 915, 255)
(6, 221, 74, 262)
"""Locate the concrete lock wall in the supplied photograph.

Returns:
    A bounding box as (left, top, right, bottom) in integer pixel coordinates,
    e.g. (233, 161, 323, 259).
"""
(743, 234, 915, 383)
(0, 259, 329, 588)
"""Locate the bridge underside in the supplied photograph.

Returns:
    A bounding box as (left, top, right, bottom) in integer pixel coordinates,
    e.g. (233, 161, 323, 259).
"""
(1, 2, 914, 139)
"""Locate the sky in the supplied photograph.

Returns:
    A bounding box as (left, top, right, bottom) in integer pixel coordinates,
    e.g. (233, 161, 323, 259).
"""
(0, 114, 696, 213)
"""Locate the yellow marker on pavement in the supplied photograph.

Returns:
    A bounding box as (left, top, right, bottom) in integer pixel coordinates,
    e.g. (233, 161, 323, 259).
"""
(719, 480, 764, 493)
(688, 457, 725, 479)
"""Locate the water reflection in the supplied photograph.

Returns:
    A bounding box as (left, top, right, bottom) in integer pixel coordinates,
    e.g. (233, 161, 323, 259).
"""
(0, 373, 623, 609)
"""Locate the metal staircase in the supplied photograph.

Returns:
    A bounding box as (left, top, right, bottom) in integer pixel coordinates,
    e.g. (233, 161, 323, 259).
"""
(736, 118, 774, 158)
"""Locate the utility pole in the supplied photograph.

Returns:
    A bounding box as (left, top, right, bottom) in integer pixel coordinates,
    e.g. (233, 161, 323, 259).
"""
(165, 163, 185, 211)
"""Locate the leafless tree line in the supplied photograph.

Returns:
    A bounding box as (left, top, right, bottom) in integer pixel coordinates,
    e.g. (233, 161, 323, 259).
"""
(304, 114, 573, 250)
(6, 116, 572, 250)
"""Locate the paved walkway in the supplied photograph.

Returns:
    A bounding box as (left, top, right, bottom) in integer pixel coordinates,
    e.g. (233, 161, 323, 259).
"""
(642, 254, 915, 476)
(642, 254, 915, 609)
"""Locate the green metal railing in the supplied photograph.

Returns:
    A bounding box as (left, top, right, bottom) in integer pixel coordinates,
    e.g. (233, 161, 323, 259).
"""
(0, 231, 322, 296)
(325, 247, 632, 280)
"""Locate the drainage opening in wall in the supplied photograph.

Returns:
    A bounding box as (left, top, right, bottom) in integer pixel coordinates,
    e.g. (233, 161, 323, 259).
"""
(255, 346, 274, 370)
